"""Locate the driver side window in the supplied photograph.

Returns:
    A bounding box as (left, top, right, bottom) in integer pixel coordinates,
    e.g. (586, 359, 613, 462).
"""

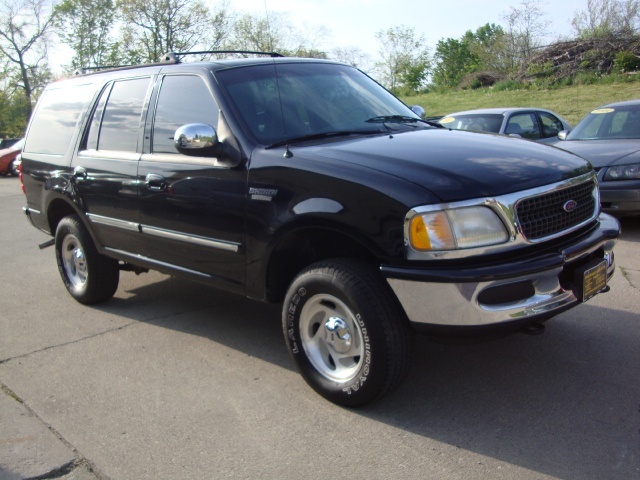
(152, 75, 220, 154)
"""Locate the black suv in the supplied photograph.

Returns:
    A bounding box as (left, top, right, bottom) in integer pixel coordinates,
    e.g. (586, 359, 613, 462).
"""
(20, 53, 620, 406)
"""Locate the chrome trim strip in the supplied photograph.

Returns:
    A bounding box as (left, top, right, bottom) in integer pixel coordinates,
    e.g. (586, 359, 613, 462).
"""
(404, 172, 599, 261)
(104, 248, 210, 278)
(87, 213, 140, 232)
(23, 207, 42, 215)
(140, 225, 240, 253)
(78, 150, 141, 162)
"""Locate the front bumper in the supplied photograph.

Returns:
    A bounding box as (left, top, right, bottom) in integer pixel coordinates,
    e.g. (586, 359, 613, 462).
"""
(382, 214, 619, 329)
(600, 180, 640, 215)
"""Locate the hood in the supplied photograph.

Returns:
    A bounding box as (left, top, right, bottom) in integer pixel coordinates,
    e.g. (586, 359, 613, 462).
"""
(297, 129, 591, 203)
(554, 139, 640, 168)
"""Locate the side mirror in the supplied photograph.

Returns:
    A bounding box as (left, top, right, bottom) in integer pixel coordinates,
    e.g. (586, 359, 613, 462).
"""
(174, 124, 219, 156)
(557, 130, 569, 141)
(410, 105, 425, 118)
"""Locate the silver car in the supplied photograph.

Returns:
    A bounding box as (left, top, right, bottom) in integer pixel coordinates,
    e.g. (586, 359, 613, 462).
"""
(555, 99, 640, 216)
(438, 107, 572, 144)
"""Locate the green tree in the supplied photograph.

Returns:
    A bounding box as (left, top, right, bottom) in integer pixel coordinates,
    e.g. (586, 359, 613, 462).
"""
(54, 0, 116, 71)
(432, 24, 505, 88)
(374, 25, 430, 92)
(432, 38, 478, 88)
(117, 0, 216, 62)
(0, 0, 54, 119)
(572, 0, 640, 38)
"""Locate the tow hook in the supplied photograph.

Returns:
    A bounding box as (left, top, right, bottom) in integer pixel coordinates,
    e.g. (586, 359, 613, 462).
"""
(38, 239, 55, 249)
(521, 322, 545, 335)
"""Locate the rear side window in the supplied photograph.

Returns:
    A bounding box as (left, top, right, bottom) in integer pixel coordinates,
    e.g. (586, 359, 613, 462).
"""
(24, 83, 95, 155)
(152, 75, 219, 154)
(87, 77, 151, 152)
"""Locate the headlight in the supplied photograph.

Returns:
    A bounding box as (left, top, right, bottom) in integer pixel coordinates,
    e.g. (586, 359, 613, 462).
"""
(603, 163, 640, 180)
(408, 206, 509, 251)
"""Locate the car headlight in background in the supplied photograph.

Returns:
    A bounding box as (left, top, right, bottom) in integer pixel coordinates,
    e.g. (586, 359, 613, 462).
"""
(603, 163, 640, 180)
(408, 206, 509, 251)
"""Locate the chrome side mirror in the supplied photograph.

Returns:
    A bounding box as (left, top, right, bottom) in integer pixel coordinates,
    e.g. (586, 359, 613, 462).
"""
(410, 105, 425, 118)
(557, 130, 569, 141)
(174, 124, 219, 156)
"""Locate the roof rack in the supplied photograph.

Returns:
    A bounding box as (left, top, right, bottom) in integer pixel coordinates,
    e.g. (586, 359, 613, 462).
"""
(161, 50, 284, 64)
(73, 50, 284, 76)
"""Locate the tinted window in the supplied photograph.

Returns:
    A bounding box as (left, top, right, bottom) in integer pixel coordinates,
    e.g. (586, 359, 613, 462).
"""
(24, 83, 96, 155)
(539, 112, 564, 138)
(569, 104, 640, 140)
(98, 77, 150, 152)
(506, 113, 540, 140)
(217, 63, 419, 145)
(152, 75, 219, 153)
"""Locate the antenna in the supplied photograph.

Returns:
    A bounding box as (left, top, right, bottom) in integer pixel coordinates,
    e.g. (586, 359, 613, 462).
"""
(264, 0, 274, 52)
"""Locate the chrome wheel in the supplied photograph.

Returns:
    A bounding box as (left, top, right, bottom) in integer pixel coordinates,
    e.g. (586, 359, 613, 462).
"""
(61, 234, 88, 288)
(299, 293, 364, 382)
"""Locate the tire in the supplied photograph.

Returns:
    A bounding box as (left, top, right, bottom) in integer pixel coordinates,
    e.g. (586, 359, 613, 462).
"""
(282, 259, 414, 407)
(8, 160, 19, 176)
(55, 215, 119, 304)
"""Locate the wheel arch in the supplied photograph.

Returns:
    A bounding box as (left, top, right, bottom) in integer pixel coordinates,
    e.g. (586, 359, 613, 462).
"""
(261, 223, 387, 303)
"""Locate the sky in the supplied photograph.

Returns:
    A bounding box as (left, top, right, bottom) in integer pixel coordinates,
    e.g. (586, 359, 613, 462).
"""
(233, 0, 589, 56)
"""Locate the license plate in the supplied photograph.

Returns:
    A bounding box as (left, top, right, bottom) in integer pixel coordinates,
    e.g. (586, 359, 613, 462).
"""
(582, 260, 607, 302)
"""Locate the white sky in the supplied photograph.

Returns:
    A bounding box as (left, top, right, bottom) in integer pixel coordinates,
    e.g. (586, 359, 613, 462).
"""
(235, 0, 587, 56)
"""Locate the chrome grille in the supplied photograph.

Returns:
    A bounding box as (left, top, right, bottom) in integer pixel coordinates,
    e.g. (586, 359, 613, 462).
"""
(516, 179, 597, 241)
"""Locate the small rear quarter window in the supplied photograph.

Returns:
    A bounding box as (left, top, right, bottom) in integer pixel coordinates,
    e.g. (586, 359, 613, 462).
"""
(24, 83, 96, 155)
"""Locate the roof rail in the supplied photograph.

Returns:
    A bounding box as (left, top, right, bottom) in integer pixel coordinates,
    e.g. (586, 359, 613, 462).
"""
(160, 50, 285, 63)
(73, 50, 285, 76)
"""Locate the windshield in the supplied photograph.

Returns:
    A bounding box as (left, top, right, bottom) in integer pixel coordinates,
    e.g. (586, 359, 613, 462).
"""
(216, 62, 424, 145)
(439, 114, 503, 133)
(568, 104, 640, 140)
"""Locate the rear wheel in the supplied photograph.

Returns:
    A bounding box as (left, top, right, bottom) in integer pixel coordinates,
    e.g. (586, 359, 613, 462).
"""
(8, 160, 19, 176)
(55, 215, 119, 304)
(283, 259, 414, 407)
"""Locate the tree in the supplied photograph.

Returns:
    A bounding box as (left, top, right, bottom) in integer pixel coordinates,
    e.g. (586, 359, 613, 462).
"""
(432, 24, 505, 88)
(572, 0, 640, 38)
(331, 46, 371, 70)
(117, 0, 216, 62)
(229, 12, 327, 57)
(54, 0, 116, 71)
(374, 25, 430, 92)
(501, 0, 550, 71)
(0, 0, 54, 119)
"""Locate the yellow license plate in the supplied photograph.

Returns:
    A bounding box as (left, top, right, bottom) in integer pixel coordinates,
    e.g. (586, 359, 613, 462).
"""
(582, 261, 607, 302)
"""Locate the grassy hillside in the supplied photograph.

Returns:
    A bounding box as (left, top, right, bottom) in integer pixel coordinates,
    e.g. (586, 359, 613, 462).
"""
(401, 81, 640, 126)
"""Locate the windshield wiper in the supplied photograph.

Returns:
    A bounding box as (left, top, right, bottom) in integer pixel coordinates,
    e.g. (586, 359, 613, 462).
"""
(266, 130, 381, 149)
(365, 115, 444, 128)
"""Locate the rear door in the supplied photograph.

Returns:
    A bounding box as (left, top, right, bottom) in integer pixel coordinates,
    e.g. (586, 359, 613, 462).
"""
(136, 72, 247, 291)
(72, 75, 153, 254)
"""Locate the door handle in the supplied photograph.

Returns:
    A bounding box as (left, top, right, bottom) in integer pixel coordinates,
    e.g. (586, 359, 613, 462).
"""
(73, 166, 87, 181)
(145, 173, 167, 191)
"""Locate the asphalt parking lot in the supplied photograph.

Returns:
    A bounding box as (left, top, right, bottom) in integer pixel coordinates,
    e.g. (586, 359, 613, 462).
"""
(0, 175, 638, 480)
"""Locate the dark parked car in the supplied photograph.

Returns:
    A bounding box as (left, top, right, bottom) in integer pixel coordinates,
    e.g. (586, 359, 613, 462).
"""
(0, 138, 24, 176)
(555, 100, 640, 216)
(19, 53, 619, 406)
(439, 107, 572, 144)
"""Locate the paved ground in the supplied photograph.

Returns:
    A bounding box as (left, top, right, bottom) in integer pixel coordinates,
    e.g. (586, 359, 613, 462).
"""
(0, 175, 638, 480)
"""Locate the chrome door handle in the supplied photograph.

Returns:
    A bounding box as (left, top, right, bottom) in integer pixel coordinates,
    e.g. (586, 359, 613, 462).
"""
(145, 173, 167, 191)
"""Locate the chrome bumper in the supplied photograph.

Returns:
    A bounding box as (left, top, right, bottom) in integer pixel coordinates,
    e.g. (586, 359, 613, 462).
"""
(384, 217, 618, 328)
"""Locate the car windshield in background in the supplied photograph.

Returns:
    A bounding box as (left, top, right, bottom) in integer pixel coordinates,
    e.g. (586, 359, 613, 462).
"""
(216, 63, 426, 146)
(568, 104, 640, 140)
(439, 114, 503, 133)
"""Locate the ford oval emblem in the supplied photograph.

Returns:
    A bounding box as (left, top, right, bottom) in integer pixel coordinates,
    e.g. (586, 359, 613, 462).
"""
(563, 200, 578, 212)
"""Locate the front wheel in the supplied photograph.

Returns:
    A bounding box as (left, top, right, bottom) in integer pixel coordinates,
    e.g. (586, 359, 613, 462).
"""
(8, 160, 19, 176)
(55, 215, 119, 304)
(283, 259, 414, 407)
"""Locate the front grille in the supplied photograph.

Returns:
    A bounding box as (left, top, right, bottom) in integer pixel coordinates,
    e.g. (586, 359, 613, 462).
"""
(516, 179, 597, 241)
